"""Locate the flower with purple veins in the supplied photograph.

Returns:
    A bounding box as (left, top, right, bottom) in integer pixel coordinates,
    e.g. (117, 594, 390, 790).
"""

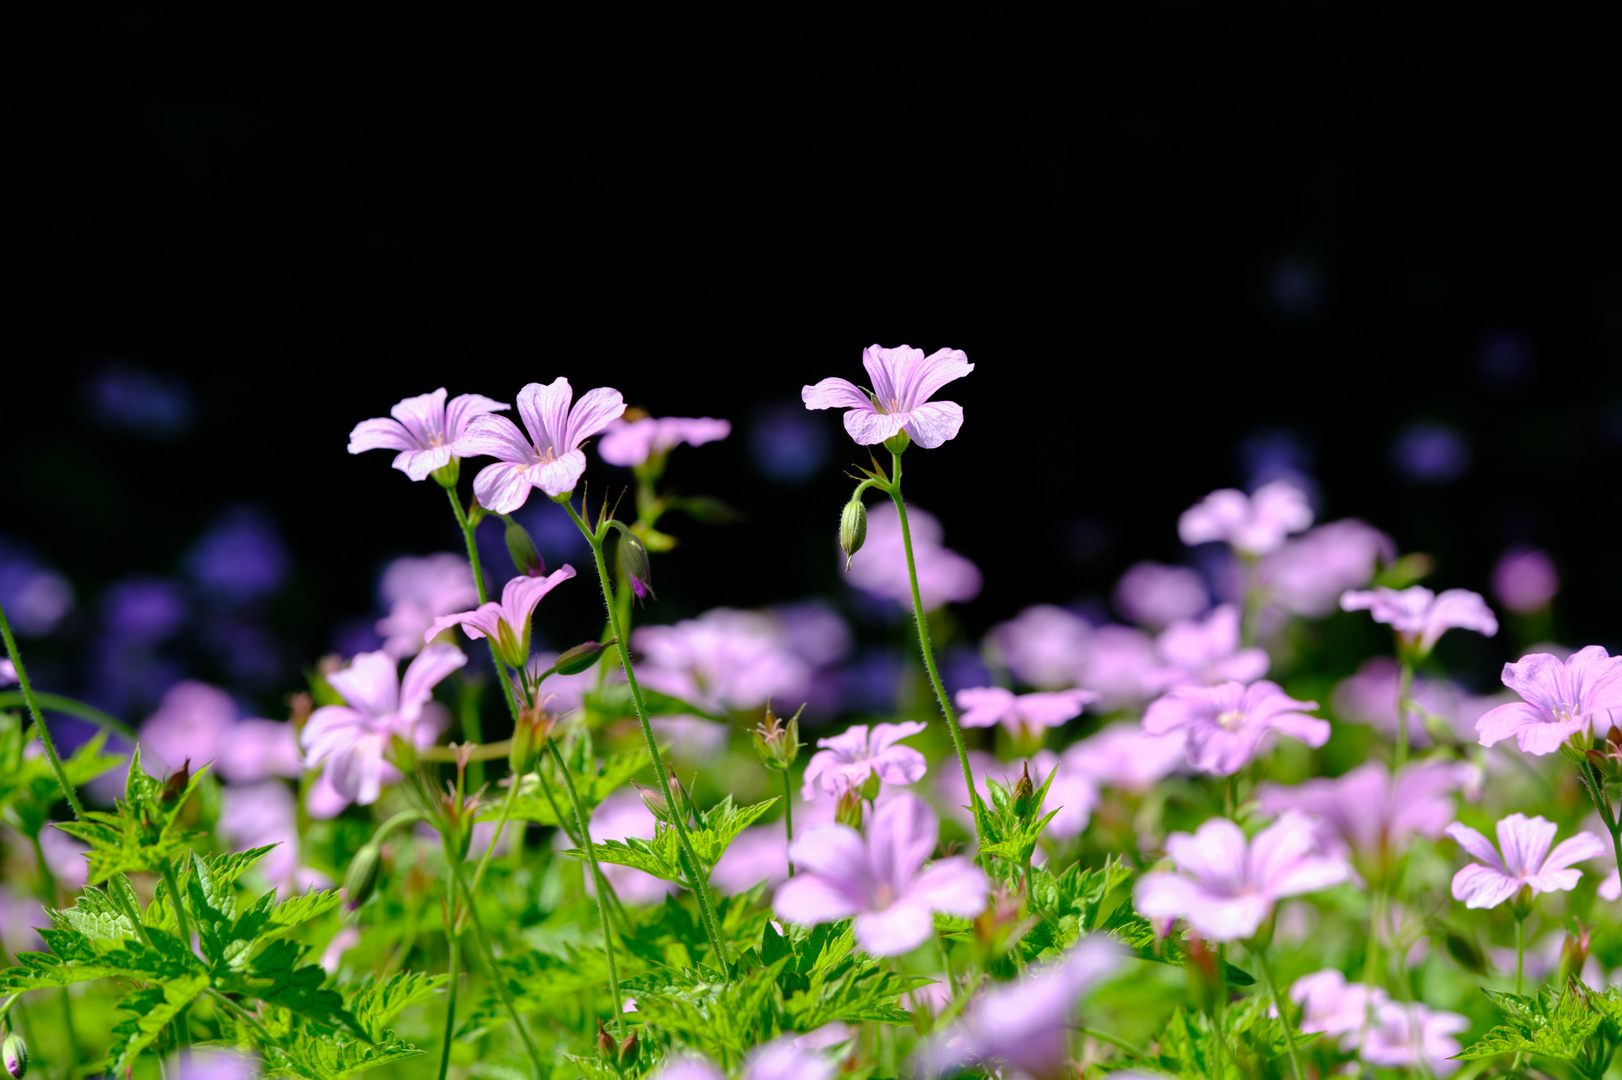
(375, 554, 481, 660)
(1445, 813, 1605, 909)
(1361, 1002, 1470, 1077)
(774, 792, 988, 955)
(1134, 812, 1350, 941)
(1340, 585, 1498, 656)
(801, 344, 973, 448)
(1143, 680, 1329, 776)
(1178, 480, 1313, 557)
(426, 566, 576, 668)
(1155, 604, 1270, 688)
(1475, 647, 1622, 755)
(801, 721, 928, 799)
(347, 387, 509, 481)
(457, 377, 626, 511)
(1255, 761, 1466, 874)
(598, 415, 731, 468)
(954, 686, 1096, 741)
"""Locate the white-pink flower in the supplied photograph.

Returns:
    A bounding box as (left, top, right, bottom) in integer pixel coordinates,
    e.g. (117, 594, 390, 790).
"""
(1143, 680, 1328, 776)
(1288, 969, 1388, 1041)
(1445, 813, 1604, 909)
(801, 721, 927, 799)
(1361, 1002, 1470, 1077)
(1476, 647, 1622, 755)
(374, 554, 481, 659)
(1178, 481, 1313, 557)
(988, 605, 1090, 690)
(458, 377, 626, 511)
(1340, 585, 1498, 656)
(427, 566, 575, 667)
(598, 415, 731, 468)
(844, 502, 980, 611)
(0, 658, 15, 685)
(1155, 604, 1270, 688)
(347, 388, 509, 481)
(953, 686, 1095, 740)
(632, 608, 810, 714)
(1063, 723, 1187, 793)
(802, 345, 973, 448)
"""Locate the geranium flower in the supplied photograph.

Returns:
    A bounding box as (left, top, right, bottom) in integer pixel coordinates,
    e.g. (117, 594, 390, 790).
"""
(954, 686, 1096, 740)
(1492, 547, 1560, 613)
(0, 658, 14, 685)
(598, 415, 731, 467)
(1142, 680, 1328, 776)
(774, 792, 988, 955)
(1255, 518, 1394, 618)
(1361, 1002, 1470, 1077)
(988, 605, 1091, 690)
(801, 344, 973, 448)
(347, 388, 509, 481)
(138, 680, 301, 784)
(457, 377, 626, 511)
(844, 503, 980, 611)
(1178, 481, 1312, 556)
(1155, 604, 1270, 687)
(426, 566, 576, 668)
(1476, 647, 1622, 755)
(632, 608, 810, 713)
(801, 721, 928, 799)
(1445, 813, 1604, 909)
(1255, 761, 1465, 870)
(1133, 812, 1350, 941)
(1288, 969, 1388, 1041)
(1113, 560, 1209, 630)
(1339, 585, 1498, 656)
(1063, 723, 1187, 793)
(1075, 625, 1164, 711)
(374, 554, 480, 659)
(300, 644, 466, 806)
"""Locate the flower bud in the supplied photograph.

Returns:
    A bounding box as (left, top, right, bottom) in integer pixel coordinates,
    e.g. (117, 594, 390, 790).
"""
(440, 790, 478, 862)
(596, 1019, 616, 1061)
(835, 786, 865, 829)
(3, 1032, 27, 1080)
(509, 706, 552, 777)
(1012, 762, 1035, 824)
(1560, 923, 1593, 985)
(839, 498, 867, 571)
(1444, 932, 1488, 975)
(636, 783, 672, 824)
(617, 1031, 639, 1066)
(492, 616, 532, 671)
(343, 844, 383, 911)
(432, 458, 461, 489)
(553, 638, 613, 676)
(1510, 883, 1535, 922)
(504, 520, 544, 577)
(159, 759, 192, 807)
(616, 531, 655, 601)
(750, 705, 803, 772)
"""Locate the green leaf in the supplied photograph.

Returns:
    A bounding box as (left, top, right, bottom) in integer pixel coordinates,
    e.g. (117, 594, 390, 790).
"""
(54, 747, 212, 884)
(219, 939, 366, 1040)
(264, 1030, 425, 1080)
(1457, 986, 1601, 1062)
(103, 974, 210, 1073)
(687, 795, 779, 868)
(500, 749, 646, 826)
(347, 972, 450, 1042)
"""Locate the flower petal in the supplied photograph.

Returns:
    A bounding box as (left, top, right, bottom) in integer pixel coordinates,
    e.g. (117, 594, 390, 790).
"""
(853, 902, 934, 957)
(1540, 831, 1607, 875)
(842, 408, 908, 445)
(327, 652, 400, 718)
(774, 874, 862, 927)
(906, 857, 988, 919)
(955, 686, 1016, 728)
(801, 377, 871, 411)
(444, 393, 509, 438)
(1474, 701, 1546, 748)
(394, 445, 454, 482)
(517, 379, 573, 452)
(1186, 894, 1273, 942)
(528, 451, 588, 497)
(1166, 818, 1248, 886)
(898, 347, 973, 409)
(562, 386, 627, 450)
(349, 417, 416, 454)
(1450, 864, 1520, 909)
(787, 823, 868, 881)
(869, 793, 940, 887)
(473, 461, 536, 514)
(456, 413, 534, 461)
(900, 401, 965, 449)
(1443, 822, 1506, 873)
(1495, 813, 1557, 877)
(389, 388, 448, 444)
(399, 643, 467, 722)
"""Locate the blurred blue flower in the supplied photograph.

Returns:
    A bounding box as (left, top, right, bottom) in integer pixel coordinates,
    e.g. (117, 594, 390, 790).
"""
(941, 646, 991, 695)
(206, 617, 287, 684)
(1238, 427, 1317, 495)
(749, 400, 830, 484)
(0, 539, 75, 635)
(1390, 421, 1473, 485)
(85, 361, 195, 440)
(186, 507, 288, 604)
(839, 648, 903, 714)
(1269, 256, 1323, 319)
(1478, 331, 1534, 388)
(102, 577, 188, 642)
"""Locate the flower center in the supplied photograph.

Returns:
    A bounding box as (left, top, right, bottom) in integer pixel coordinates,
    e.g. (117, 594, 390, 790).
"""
(874, 882, 896, 908)
(1554, 702, 1579, 724)
(1216, 709, 1247, 731)
(535, 445, 557, 465)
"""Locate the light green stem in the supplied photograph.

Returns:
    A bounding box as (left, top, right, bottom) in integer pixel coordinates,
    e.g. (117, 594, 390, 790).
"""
(160, 863, 194, 1058)
(1254, 948, 1305, 1080)
(1395, 658, 1415, 770)
(783, 772, 795, 878)
(436, 935, 459, 1080)
(0, 691, 139, 743)
(1515, 918, 1524, 996)
(0, 601, 84, 816)
(452, 865, 545, 1078)
(546, 737, 623, 1033)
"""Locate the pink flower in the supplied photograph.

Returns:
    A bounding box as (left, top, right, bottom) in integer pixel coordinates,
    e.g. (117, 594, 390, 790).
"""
(1133, 812, 1350, 941)
(40, 827, 89, 892)
(1255, 761, 1465, 867)
(1178, 481, 1313, 556)
(954, 686, 1095, 740)
(347, 387, 509, 481)
(632, 608, 810, 713)
(1445, 813, 1604, 908)
(1288, 969, 1388, 1040)
(1143, 680, 1328, 776)
(988, 605, 1090, 690)
(0, 884, 46, 955)
(1361, 1002, 1470, 1077)
(712, 800, 835, 895)
(374, 554, 480, 659)
(936, 750, 1100, 841)
(598, 415, 731, 467)
(300, 645, 466, 806)
(1074, 625, 1163, 711)
(801, 721, 928, 799)
(219, 780, 327, 895)
(581, 790, 677, 905)
(1331, 657, 1469, 748)
(0, 658, 14, 685)
(1113, 561, 1209, 630)
(845, 502, 980, 611)
(1063, 723, 1187, 793)
(774, 792, 988, 955)
(1257, 519, 1394, 617)
(458, 377, 626, 511)
(1340, 586, 1498, 655)
(801, 344, 973, 448)
(1492, 547, 1560, 613)
(426, 566, 576, 666)
(138, 681, 300, 784)
(1476, 647, 1622, 755)
(1155, 604, 1270, 687)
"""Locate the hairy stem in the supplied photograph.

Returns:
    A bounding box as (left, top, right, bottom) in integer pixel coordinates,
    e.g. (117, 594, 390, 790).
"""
(783, 771, 795, 878)
(546, 736, 623, 1033)
(1515, 918, 1525, 996)
(1254, 947, 1305, 1080)
(0, 601, 84, 816)
(0, 691, 139, 743)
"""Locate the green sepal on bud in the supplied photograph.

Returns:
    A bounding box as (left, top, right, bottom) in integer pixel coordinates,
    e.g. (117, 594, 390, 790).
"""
(432, 458, 461, 490)
(492, 616, 532, 671)
(595, 1019, 616, 1062)
(839, 498, 867, 571)
(1011, 762, 1035, 823)
(343, 843, 383, 912)
(554, 638, 615, 675)
(3, 1032, 27, 1080)
(751, 704, 804, 772)
(636, 783, 671, 823)
(835, 787, 864, 829)
(509, 706, 552, 777)
(609, 522, 656, 601)
(883, 429, 911, 455)
(504, 519, 545, 577)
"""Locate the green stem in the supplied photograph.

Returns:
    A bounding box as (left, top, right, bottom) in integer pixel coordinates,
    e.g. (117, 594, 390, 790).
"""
(160, 862, 194, 1057)
(452, 866, 545, 1078)
(563, 498, 731, 977)
(1395, 658, 1414, 771)
(1363, 883, 1386, 988)
(546, 737, 624, 1033)
(783, 772, 795, 878)
(0, 602, 84, 816)
(458, 679, 486, 791)
(1078, 1027, 1150, 1061)
(436, 935, 459, 1080)
(1254, 947, 1305, 1080)
(1515, 918, 1524, 996)
(884, 453, 981, 845)
(1212, 944, 1232, 1080)
(0, 691, 139, 743)
(28, 833, 80, 1064)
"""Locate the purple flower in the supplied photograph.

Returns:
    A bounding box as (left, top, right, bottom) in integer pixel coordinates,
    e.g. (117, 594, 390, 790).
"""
(598, 415, 731, 467)
(300, 645, 466, 806)
(1155, 604, 1270, 688)
(801, 344, 973, 448)
(139, 681, 298, 782)
(1476, 647, 1622, 755)
(1143, 680, 1329, 776)
(1113, 561, 1209, 630)
(0, 658, 14, 685)
(0, 543, 74, 635)
(770, 601, 853, 669)
(1063, 723, 1187, 793)
(1361, 1002, 1470, 1077)
(218, 780, 324, 895)
(1492, 547, 1560, 613)
(458, 378, 626, 511)
(575, 789, 677, 906)
(937, 751, 1099, 841)
(426, 566, 576, 666)
(1075, 625, 1164, 711)
(185, 507, 289, 605)
(40, 827, 89, 892)
(988, 605, 1091, 690)
(649, 1057, 724, 1080)
(1340, 586, 1498, 656)
(1288, 969, 1388, 1041)
(845, 503, 980, 611)
(168, 1048, 261, 1080)
(1255, 761, 1465, 870)
(914, 938, 1124, 1078)
(632, 608, 811, 713)
(102, 577, 188, 642)
(1445, 813, 1604, 908)
(954, 686, 1096, 740)
(648, 716, 729, 762)
(749, 399, 833, 484)
(319, 927, 361, 976)
(1178, 481, 1313, 556)
(0, 884, 46, 954)
(347, 387, 509, 481)
(774, 792, 988, 955)
(1331, 657, 1474, 748)
(1258, 519, 1395, 618)
(1133, 812, 1350, 941)
(740, 1037, 839, 1080)
(375, 554, 481, 660)
(801, 721, 928, 799)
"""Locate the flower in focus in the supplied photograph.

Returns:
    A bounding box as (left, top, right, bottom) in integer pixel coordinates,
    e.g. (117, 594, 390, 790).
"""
(1288, 968, 1388, 1041)
(1476, 647, 1622, 755)
(988, 605, 1091, 690)
(774, 792, 988, 955)
(1143, 680, 1328, 776)
(598, 415, 731, 468)
(801, 344, 973, 448)
(1255, 761, 1465, 875)
(375, 554, 480, 659)
(1133, 812, 1350, 941)
(1154, 604, 1270, 688)
(1445, 813, 1604, 909)
(936, 751, 1100, 841)
(427, 567, 576, 668)
(1339, 585, 1498, 656)
(347, 388, 509, 481)
(1257, 519, 1394, 618)
(845, 503, 980, 611)
(954, 686, 1096, 741)
(1491, 547, 1560, 613)
(913, 938, 1125, 1079)
(300, 645, 465, 807)
(1063, 723, 1187, 793)
(1178, 481, 1313, 557)
(1112, 561, 1208, 630)
(1361, 1002, 1470, 1077)
(801, 721, 928, 799)
(458, 377, 626, 511)
(632, 608, 811, 713)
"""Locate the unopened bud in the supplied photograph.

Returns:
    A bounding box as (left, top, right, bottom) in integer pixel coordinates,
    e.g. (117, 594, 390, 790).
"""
(159, 760, 191, 807)
(617, 1031, 639, 1066)
(1560, 923, 1593, 985)
(596, 1018, 616, 1061)
(637, 783, 672, 823)
(1610, 726, 1622, 748)
(1444, 932, 1488, 975)
(3, 1033, 27, 1080)
(440, 791, 477, 862)
(432, 458, 461, 489)
(509, 707, 552, 776)
(343, 844, 383, 911)
(492, 615, 532, 670)
(1511, 883, 1535, 922)
(504, 520, 544, 577)
(835, 786, 864, 829)
(1184, 935, 1223, 1017)
(1012, 763, 1035, 823)
(554, 638, 613, 676)
(617, 531, 655, 601)
(839, 498, 867, 571)
(287, 690, 314, 730)
(751, 705, 804, 772)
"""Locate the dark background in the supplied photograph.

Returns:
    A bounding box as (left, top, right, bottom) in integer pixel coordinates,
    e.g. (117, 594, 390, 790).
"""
(7, 5, 1620, 717)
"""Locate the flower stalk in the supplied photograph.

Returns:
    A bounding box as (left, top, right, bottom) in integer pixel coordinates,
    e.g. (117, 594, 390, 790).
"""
(0, 601, 83, 817)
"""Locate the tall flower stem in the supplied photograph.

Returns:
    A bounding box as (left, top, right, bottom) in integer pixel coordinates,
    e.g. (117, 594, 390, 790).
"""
(436, 936, 460, 1080)
(160, 862, 195, 1059)
(1253, 948, 1305, 1080)
(1577, 758, 1622, 894)
(1514, 918, 1525, 996)
(1362, 884, 1386, 989)
(545, 736, 624, 1034)
(452, 864, 545, 1077)
(782, 772, 795, 878)
(0, 601, 83, 817)
(1394, 658, 1415, 771)
(454, 778, 521, 936)
(562, 498, 731, 977)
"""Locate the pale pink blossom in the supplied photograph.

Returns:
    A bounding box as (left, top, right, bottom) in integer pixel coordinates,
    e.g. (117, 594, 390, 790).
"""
(1178, 481, 1313, 556)
(1133, 812, 1350, 941)
(845, 502, 980, 611)
(1339, 585, 1498, 656)
(1143, 680, 1328, 776)
(0, 658, 14, 685)
(1476, 647, 1622, 754)
(1446, 813, 1604, 909)
(648, 716, 729, 761)
(458, 377, 626, 511)
(1361, 1002, 1470, 1076)
(40, 826, 89, 892)
(1331, 657, 1471, 747)
(1492, 547, 1560, 613)
(319, 927, 362, 976)
(347, 388, 508, 481)
(801, 721, 927, 799)
(632, 608, 810, 713)
(988, 605, 1090, 690)
(1258, 519, 1394, 617)
(802, 344, 973, 448)
(1255, 761, 1465, 867)
(1287, 969, 1388, 1041)
(936, 750, 1100, 841)
(219, 780, 328, 896)
(1155, 604, 1270, 687)
(167, 1048, 261, 1080)
(1075, 625, 1163, 711)
(138, 681, 300, 783)
(1112, 561, 1209, 630)
(598, 415, 731, 467)
(573, 789, 678, 906)
(1063, 723, 1187, 793)
(774, 792, 988, 955)
(954, 686, 1096, 740)
(0, 884, 45, 954)
(712, 799, 835, 895)
(426, 566, 576, 663)
(375, 554, 480, 659)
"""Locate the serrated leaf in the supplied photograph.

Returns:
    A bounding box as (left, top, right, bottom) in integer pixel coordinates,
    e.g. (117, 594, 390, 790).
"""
(687, 795, 779, 868)
(55, 748, 213, 884)
(347, 972, 449, 1042)
(103, 974, 210, 1073)
(1456, 986, 1600, 1061)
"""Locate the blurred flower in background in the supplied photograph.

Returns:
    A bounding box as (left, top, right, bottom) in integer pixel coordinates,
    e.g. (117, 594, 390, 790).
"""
(748, 399, 830, 485)
(1491, 547, 1560, 613)
(375, 553, 480, 659)
(1113, 561, 1208, 630)
(845, 504, 980, 611)
(1390, 421, 1472, 485)
(0, 539, 75, 636)
(83, 360, 195, 440)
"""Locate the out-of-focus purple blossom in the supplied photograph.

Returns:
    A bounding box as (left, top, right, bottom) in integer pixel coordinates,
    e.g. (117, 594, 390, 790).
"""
(775, 792, 987, 955)
(939, 646, 991, 696)
(320, 927, 362, 976)
(1340, 586, 1498, 656)
(1258, 519, 1395, 618)
(1155, 604, 1269, 688)
(954, 686, 1095, 740)
(598, 415, 731, 467)
(347, 388, 509, 482)
(845, 503, 980, 611)
(1144, 680, 1327, 776)
(749, 400, 832, 484)
(0, 542, 75, 636)
(218, 781, 327, 895)
(633, 608, 810, 714)
(1492, 547, 1560, 613)
(1390, 421, 1473, 485)
(102, 578, 188, 642)
(770, 601, 852, 670)
(988, 605, 1091, 691)
(913, 938, 1125, 1078)
(1255, 761, 1465, 871)
(1238, 426, 1317, 492)
(1076, 625, 1163, 711)
(576, 790, 677, 905)
(648, 716, 729, 762)
(937, 750, 1099, 841)
(330, 618, 384, 659)
(0, 884, 46, 954)
(375, 554, 480, 660)
(1361, 1002, 1470, 1076)
(1477, 647, 1622, 754)
(1446, 813, 1604, 908)
(1113, 561, 1209, 630)
(802, 721, 927, 799)
(1178, 481, 1313, 557)
(802, 344, 973, 448)
(40, 826, 90, 892)
(207, 618, 288, 686)
(85, 361, 195, 439)
(136, 680, 300, 784)
(0, 659, 14, 685)
(459, 378, 626, 511)
(168, 1047, 261, 1080)
(186, 507, 289, 605)
(216, 720, 302, 785)
(712, 799, 834, 895)
(648, 1056, 723, 1080)
(739, 1037, 839, 1080)
(1134, 812, 1350, 941)
(1332, 657, 1464, 747)
(1063, 723, 1187, 793)
(1288, 969, 1387, 1042)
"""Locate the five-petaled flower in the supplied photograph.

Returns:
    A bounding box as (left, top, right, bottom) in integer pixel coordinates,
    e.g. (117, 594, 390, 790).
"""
(954, 686, 1096, 741)
(1177, 480, 1313, 556)
(1143, 679, 1329, 776)
(1445, 813, 1605, 909)
(1475, 647, 1622, 755)
(457, 377, 626, 511)
(1339, 585, 1498, 657)
(427, 566, 576, 669)
(347, 388, 509, 481)
(801, 344, 973, 448)
(598, 415, 731, 468)
(801, 721, 928, 799)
